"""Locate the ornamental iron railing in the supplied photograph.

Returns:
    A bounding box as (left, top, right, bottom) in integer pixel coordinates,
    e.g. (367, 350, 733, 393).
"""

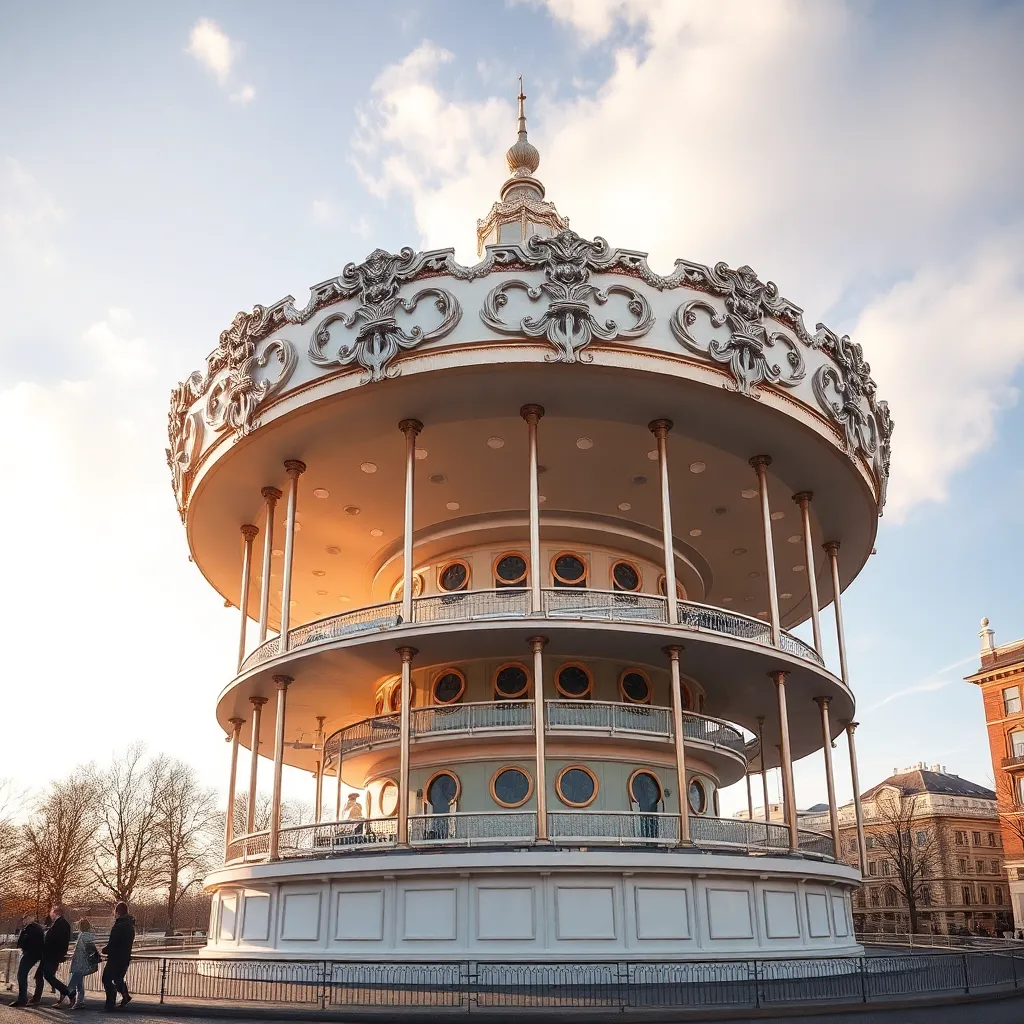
(412, 700, 534, 736)
(409, 811, 537, 845)
(546, 699, 672, 736)
(275, 818, 399, 858)
(548, 810, 680, 845)
(240, 589, 825, 673)
(689, 816, 792, 853)
(9, 948, 1023, 1011)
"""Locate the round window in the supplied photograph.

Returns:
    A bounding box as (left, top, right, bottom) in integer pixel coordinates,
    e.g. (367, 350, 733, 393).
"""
(426, 771, 460, 813)
(556, 765, 598, 807)
(495, 553, 528, 588)
(491, 767, 532, 808)
(553, 553, 587, 588)
(620, 670, 651, 704)
(494, 663, 529, 699)
(612, 560, 641, 592)
(658, 575, 685, 599)
(388, 685, 402, 712)
(432, 670, 465, 705)
(688, 778, 707, 815)
(379, 780, 398, 817)
(439, 561, 469, 592)
(374, 693, 385, 716)
(629, 770, 662, 812)
(556, 663, 591, 698)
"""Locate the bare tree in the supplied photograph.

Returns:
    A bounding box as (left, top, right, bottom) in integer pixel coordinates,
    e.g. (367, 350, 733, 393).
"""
(22, 772, 99, 906)
(153, 760, 219, 935)
(994, 773, 1024, 850)
(0, 778, 27, 924)
(872, 790, 936, 934)
(232, 793, 316, 834)
(91, 746, 167, 904)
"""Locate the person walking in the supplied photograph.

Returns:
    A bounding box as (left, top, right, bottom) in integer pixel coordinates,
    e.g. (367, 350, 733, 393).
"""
(67, 918, 100, 1009)
(8, 912, 44, 1007)
(31, 904, 72, 1005)
(100, 902, 135, 1011)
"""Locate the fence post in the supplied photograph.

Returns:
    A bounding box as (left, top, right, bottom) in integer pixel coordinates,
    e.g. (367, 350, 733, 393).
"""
(159, 958, 167, 1005)
(618, 960, 629, 1011)
(1013, 946, 1019, 989)
(753, 959, 760, 1009)
(962, 953, 970, 994)
(859, 955, 868, 1003)
(320, 960, 328, 1010)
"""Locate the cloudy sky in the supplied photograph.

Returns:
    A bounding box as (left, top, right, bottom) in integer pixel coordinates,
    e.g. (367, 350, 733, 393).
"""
(1, 0, 1022, 818)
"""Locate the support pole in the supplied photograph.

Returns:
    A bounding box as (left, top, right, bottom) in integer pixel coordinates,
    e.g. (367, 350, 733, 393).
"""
(399, 420, 423, 624)
(824, 541, 849, 685)
(751, 456, 781, 646)
(224, 717, 244, 856)
(847, 720, 868, 873)
(746, 773, 754, 820)
(815, 697, 841, 858)
(772, 670, 798, 852)
(793, 492, 823, 656)
(236, 526, 258, 673)
(529, 636, 548, 839)
(268, 675, 292, 861)
(397, 646, 417, 845)
(314, 715, 326, 824)
(665, 645, 690, 843)
(757, 716, 770, 821)
(257, 487, 281, 643)
(650, 420, 679, 624)
(246, 696, 267, 835)
(278, 462, 306, 655)
(521, 405, 545, 615)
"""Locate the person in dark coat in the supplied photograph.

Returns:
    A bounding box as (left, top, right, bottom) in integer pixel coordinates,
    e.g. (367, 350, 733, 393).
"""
(9, 912, 45, 1007)
(32, 904, 72, 1004)
(101, 902, 135, 1011)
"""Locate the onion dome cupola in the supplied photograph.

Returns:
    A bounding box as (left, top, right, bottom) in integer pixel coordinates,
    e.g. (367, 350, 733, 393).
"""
(476, 78, 569, 255)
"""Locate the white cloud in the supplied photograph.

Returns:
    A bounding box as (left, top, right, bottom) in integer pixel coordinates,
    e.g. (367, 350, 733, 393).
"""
(310, 198, 342, 226)
(353, 2, 1024, 518)
(187, 17, 255, 104)
(1, 157, 64, 268)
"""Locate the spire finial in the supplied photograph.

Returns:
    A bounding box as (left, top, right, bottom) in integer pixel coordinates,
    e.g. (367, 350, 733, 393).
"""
(517, 76, 527, 140)
(506, 75, 540, 178)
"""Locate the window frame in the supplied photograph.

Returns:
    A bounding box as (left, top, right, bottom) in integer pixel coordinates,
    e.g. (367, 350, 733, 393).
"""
(554, 764, 599, 808)
(628, 768, 664, 807)
(554, 661, 593, 699)
(423, 769, 462, 811)
(437, 559, 471, 594)
(687, 777, 708, 815)
(550, 550, 589, 588)
(490, 765, 534, 808)
(657, 574, 686, 599)
(618, 668, 653, 705)
(379, 779, 399, 817)
(493, 661, 531, 700)
(493, 551, 529, 588)
(610, 559, 643, 593)
(431, 667, 467, 706)
(1004, 685, 1021, 715)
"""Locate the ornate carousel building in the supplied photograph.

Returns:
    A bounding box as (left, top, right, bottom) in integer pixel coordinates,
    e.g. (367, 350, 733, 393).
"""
(169, 91, 892, 961)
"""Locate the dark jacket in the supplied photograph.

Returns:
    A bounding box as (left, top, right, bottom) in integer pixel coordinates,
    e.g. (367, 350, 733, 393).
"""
(17, 922, 45, 960)
(102, 915, 135, 967)
(43, 915, 71, 964)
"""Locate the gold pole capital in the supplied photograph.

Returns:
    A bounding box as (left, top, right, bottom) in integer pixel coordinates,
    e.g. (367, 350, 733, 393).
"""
(792, 490, 813, 506)
(283, 459, 306, 476)
(520, 404, 545, 423)
(399, 418, 423, 437)
(261, 486, 283, 503)
(769, 669, 788, 685)
(648, 418, 673, 438)
(396, 645, 418, 663)
(662, 644, 684, 661)
(240, 524, 259, 542)
(249, 696, 269, 708)
(228, 717, 245, 730)
(813, 695, 832, 708)
(272, 674, 293, 690)
(749, 454, 772, 473)
(846, 720, 859, 732)
(823, 540, 841, 557)
(527, 635, 548, 653)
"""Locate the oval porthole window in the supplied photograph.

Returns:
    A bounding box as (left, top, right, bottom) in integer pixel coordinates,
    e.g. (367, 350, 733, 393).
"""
(491, 766, 533, 808)
(620, 669, 652, 704)
(611, 560, 642, 593)
(658, 575, 686, 599)
(629, 770, 663, 812)
(555, 663, 592, 699)
(552, 552, 588, 588)
(379, 780, 398, 817)
(388, 685, 402, 712)
(688, 778, 708, 815)
(432, 669, 465, 705)
(374, 693, 385, 716)
(438, 560, 470, 593)
(494, 552, 528, 589)
(494, 663, 529, 700)
(555, 765, 598, 807)
(425, 771, 460, 813)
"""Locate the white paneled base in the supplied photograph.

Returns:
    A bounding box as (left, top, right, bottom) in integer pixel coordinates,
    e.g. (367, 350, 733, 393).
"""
(203, 850, 861, 961)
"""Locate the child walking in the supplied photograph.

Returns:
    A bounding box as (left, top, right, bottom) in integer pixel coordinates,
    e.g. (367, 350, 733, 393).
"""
(66, 918, 100, 1009)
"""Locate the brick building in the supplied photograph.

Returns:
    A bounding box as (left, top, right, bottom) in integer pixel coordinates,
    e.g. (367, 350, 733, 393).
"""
(965, 618, 1024, 930)
(802, 765, 1011, 936)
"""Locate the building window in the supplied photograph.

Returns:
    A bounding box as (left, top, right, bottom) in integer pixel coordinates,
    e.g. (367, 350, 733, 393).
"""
(988, 832, 997, 846)
(493, 663, 530, 700)
(1005, 686, 1022, 715)
(868, 862, 877, 876)
(955, 831, 966, 845)
(882, 860, 891, 876)
(424, 770, 460, 814)
(688, 778, 708, 815)
(958, 858, 968, 873)
(494, 552, 528, 589)
(870, 889, 880, 906)
(1017, 777, 1024, 807)
(977, 860, 984, 874)
(962, 886, 972, 906)
(438, 560, 470, 593)
(996, 886, 1004, 905)
(973, 831, 981, 845)
(379, 780, 398, 817)
(981, 887, 990, 905)
(432, 668, 466, 705)
(389, 683, 403, 712)
(916, 831, 927, 846)
(657, 575, 685, 599)
(992, 860, 1000, 874)
(619, 669, 652, 705)
(374, 693, 385, 716)
(390, 572, 424, 601)
(866, 836, 874, 850)
(1011, 731, 1024, 758)
(920, 886, 931, 905)
(884, 888, 897, 907)
(555, 662, 593, 699)
(628, 769, 664, 812)
(551, 552, 588, 588)
(555, 765, 598, 808)
(490, 766, 533, 808)
(611, 559, 643, 593)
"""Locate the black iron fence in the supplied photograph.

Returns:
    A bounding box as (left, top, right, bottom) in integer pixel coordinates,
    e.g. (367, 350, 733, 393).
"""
(2, 949, 1023, 1011)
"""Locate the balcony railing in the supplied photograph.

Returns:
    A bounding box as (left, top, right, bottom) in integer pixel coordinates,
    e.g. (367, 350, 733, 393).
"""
(324, 703, 749, 765)
(239, 589, 826, 673)
(1001, 747, 1024, 768)
(223, 813, 836, 864)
